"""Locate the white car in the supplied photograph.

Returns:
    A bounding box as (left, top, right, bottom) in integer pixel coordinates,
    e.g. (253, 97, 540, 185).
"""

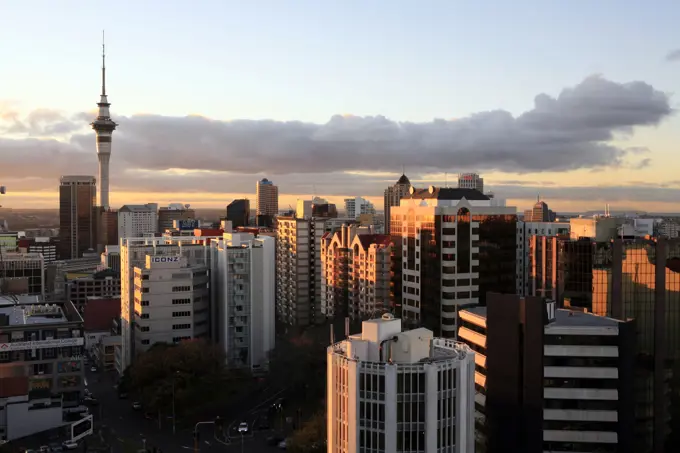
(62, 441, 79, 450)
(132, 401, 142, 410)
(90, 366, 97, 372)
(238, 422, 249, 433)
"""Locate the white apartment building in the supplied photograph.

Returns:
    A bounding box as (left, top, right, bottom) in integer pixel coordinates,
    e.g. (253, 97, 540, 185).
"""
(276, 217, 325, 326)
(320, 225, 391, 320)
(132, 255, 209, 353)
(119, 236, 216, 373)
(118, 204, 158, 239)
(344, 197, 376, 219)
(516, 221, 570, 296)
(210, 233, 275, 371)
(327, 314, 475, 453)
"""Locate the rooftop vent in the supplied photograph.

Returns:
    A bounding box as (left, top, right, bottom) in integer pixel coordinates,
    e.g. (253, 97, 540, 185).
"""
(381, 313, 395, 321)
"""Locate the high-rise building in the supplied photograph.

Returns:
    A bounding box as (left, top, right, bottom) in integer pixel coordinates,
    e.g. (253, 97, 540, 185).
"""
(516, 220, 570, 295)
(90, 36, 117, 210)
(327, 314, 475, 453)
(275, 217, 325, 326)
(95, 208, 119, 251)
(17, 237, 57, 263)
(383, 174, 411, 234)
(527, 237, 680, 452)
(457, 172, 484, 192)
(344, 197, 376, 219)
(256, 178, 278, 227)
(132, 255, 209, 354)
(157, 204, 195, 232)
(58, 176, 96, 260)
(458, 294, 635, 453)
(390, 186, 517, 336)
(118, 204, 158, 239)
(226, 199, 250, 228)
(523, 198, 555, 222)
(210, 233, 275, 371)
(118, 236, 217, 373)
(320, 226, 392, 320)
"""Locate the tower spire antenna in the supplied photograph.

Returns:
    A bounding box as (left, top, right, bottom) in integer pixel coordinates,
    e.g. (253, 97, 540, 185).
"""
(101, 30, 106, 96)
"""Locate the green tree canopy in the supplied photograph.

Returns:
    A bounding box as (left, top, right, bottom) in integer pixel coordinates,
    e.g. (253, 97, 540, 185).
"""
(287, 411, 326, 453)
(126, 339, 227, 415)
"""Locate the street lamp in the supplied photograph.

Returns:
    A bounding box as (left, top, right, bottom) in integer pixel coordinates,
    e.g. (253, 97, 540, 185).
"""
(172, 371, 180, 435)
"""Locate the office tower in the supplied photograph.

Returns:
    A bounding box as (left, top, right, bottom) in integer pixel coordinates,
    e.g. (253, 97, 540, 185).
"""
(383, 174, 411, 234)
(95, 208, 118, 251)
(312, 200, 338, 218)
(321, 226, 391, 320)
(527, 237, 680, 452)
(457, 172, 484, 192)
(226, 199, 250, 228)
(390, 186, 517, 336)
(275, 217, 325, 326)
(65, 268, 120, 313)
(0, 252, 45, 297)
(458, 294, 635, 453)
(209, 233, 275, 371)
(157, 204, 195, 232)
(118, 236, 217, 373)
(118, 204, 158, 239)
(58, 176, 97, 260)
(344, 197, 376, 219)
(516, 220, 570, 295)
(90, 36, 117, 210)
(523, 198, 555, 222)
(0, 296, 85, 442)
(327, 314, 475, 453)
(132, 255, 209, 353)
(256, 178, 278, 227)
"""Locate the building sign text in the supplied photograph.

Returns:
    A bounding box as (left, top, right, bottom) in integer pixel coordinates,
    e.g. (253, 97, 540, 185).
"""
(0, 337, 84, 352)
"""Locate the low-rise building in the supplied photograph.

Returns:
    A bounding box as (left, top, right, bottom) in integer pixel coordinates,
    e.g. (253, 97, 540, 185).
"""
(65, 268, 120, 313)
(83, 296, 121, 355)
(0, 296, 85, 442)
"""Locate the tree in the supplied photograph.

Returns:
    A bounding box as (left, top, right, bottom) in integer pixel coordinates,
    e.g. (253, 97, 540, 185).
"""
(287, 411, 326, 453)
(127, 339, 227, 415)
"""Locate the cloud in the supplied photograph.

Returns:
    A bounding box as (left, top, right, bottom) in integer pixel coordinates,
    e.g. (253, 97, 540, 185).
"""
(666, 49, 680, 62)
(0, 75, 674, 200)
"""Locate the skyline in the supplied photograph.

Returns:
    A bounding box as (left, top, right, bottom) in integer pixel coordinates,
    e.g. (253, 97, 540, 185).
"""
(1, 1, 680, 212)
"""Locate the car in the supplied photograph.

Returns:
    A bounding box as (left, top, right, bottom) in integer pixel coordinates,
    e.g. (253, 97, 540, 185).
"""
(132, 401, 142, 410)
(278, 440, 287, 450)
(90, 366, 97, 372)
(62, 441, 78, 450)
(237, 422, 248, 433)
(39, 446, 49, 453)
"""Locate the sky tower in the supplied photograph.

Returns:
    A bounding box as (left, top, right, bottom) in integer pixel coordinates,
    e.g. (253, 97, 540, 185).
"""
(91, 31, 117, 209)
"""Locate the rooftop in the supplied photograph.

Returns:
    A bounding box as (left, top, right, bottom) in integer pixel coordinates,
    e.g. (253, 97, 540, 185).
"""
(84, 298, 121, 331)
(0, 296, 68, 326)
(396, 174, 410, 185)
(406, 187, 490, 201)
(462, 305, 624, 328)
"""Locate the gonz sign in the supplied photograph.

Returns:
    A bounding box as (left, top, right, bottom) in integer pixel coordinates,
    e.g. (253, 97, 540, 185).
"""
(152, 256, 180, 263)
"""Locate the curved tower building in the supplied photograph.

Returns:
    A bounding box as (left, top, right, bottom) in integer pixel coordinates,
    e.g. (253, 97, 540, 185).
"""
(91, 34, 117, 209)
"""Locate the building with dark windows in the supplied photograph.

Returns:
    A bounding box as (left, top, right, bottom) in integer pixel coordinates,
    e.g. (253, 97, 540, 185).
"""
(526, 236, 680, 453)
(0, 295, 85, 442)
(458, 293, 635, 453)
(58, 176, 96, 260)
(389, 186, 517, 337)
(226, 199, 250, 228)
(0, 252, 45, 298)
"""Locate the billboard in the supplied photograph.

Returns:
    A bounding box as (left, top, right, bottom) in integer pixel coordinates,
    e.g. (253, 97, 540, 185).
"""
(174, 219, 198, 230)
(71, 415, 93, 442)
(0, 337, 84, 352)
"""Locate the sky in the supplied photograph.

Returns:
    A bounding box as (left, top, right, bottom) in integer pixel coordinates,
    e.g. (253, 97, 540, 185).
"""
(1, 0, 679, 213)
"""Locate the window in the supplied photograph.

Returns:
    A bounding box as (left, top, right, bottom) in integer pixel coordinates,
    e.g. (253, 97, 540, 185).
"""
(141, 340, 150, 345)
(141, 326, 150, 332)
(140, 313, 149, 319)
(172, 286, 191, 292)
(172, 311, 191, 318)
(172, 324, 191, 330)
(172, 298, 191, 305)
(141, 301, 149, 306)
